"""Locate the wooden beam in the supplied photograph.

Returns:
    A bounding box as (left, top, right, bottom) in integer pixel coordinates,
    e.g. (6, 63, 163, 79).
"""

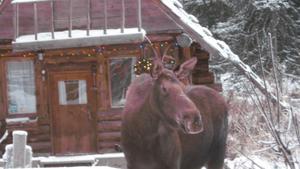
(104, 0, 107, 34)
(50, 0, 54, 39)
(87, 0, 91, 36)
(68, 0, 72, 38)
(34, 2, 38, 40)
(137, 0, 142, 32)
(121, 0, 125, 33)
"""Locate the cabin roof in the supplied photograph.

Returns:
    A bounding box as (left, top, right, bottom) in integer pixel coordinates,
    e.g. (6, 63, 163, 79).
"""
(0, 0, 183, 40)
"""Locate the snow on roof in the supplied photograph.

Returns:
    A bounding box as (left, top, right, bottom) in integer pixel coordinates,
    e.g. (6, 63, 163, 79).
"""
(160, 0, 289, 108)
(13, 28, 146, 52)
(11, 0, 49, 4)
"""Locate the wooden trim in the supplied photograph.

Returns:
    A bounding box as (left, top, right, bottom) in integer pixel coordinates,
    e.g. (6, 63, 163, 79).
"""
(0, 58, 5, 119)
(106, 55, 138, 109)
(182, 47, 191, 59)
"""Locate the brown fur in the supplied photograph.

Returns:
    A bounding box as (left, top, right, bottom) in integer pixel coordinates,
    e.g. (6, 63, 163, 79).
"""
(121, 72, 228, 169)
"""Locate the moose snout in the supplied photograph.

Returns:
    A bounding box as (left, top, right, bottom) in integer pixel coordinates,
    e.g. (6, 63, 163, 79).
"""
(181, 113, 204, 134)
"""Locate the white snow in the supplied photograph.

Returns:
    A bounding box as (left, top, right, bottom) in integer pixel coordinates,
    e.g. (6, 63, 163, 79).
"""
(13, 28, 146, 52)
(35, 153, 124, 164)
(15, 28, 145, 43)
(12, 130, 27, 136)
(34, 153, 124, 168)
(0, 130, 8, 144)
(5, 117, 37, 124)
(160, 0, 289, 109)
(11, 0, 51, 4)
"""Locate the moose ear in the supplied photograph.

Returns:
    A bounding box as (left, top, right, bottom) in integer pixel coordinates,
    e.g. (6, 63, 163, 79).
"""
(175, 57, 197, 80)
(151, 57, 163, 79)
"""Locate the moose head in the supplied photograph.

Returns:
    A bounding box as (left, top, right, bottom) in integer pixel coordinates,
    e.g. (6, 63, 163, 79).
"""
(150, 56, 203, 134)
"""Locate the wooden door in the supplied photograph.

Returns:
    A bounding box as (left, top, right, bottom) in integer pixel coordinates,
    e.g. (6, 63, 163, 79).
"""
(49, 70, 97, 155)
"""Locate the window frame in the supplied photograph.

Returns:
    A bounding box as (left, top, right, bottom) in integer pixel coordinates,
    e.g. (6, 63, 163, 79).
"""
(4, 57, 37, 118)
(107, 56, 137, 109)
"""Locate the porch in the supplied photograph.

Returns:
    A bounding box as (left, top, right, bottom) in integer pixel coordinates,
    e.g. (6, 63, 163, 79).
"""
(11, 0, 145, 52)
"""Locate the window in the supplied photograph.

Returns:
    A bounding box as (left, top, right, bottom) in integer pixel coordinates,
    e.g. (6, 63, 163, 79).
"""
(58, 80, 87, 105)
(6, 61, 36, 114)
(109, 57, 136, 107)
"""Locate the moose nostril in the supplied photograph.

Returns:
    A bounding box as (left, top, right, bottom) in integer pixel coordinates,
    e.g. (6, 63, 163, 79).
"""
(193, 116, 202, 126)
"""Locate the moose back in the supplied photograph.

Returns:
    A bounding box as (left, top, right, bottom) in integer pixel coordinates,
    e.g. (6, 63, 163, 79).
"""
(121, 57, 228, 169)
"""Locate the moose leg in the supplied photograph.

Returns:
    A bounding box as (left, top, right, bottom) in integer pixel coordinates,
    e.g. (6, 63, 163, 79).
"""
(206, 144, 226, 169)
(158, 122, 181, 169)
(207, 130, 227, 169)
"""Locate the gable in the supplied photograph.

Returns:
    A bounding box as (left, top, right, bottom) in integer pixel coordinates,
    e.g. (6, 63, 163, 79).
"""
(0, 0, 183, 40)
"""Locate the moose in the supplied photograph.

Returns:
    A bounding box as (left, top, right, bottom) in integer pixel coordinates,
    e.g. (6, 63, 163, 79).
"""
(121, 57, 228, 169)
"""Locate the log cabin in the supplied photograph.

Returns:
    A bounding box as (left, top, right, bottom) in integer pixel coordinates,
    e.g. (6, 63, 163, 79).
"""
(0, 0, 222, 156)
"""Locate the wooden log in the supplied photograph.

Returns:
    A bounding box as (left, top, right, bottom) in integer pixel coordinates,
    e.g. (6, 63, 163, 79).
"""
(97, 141, 121, 150)
(98, 132, 121, 142)
(97, 121, 122, 132)
(28, 141, 51, 152)
(192, 72, 215, 84)
(193, 61, 209, 73)
(6, 124, 50, 136)
(27, 134, 50, 142)
(193, 50, 209, 60)
(97, 111, 122, 121)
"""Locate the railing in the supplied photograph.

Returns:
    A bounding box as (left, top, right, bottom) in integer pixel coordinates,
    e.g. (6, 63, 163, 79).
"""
(11, 0, 142, 41)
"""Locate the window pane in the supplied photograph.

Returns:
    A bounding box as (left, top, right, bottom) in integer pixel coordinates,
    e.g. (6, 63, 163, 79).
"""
(7, 61, 36, 114)
(109, 57, 136, 107)
(58, 80, 87, 105)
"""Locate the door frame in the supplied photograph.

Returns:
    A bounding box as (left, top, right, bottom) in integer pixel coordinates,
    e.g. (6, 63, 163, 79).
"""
(47, 63, 98, 155)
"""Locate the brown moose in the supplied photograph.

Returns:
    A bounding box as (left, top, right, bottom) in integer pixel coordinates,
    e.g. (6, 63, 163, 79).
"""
(121, 57, 228, 169)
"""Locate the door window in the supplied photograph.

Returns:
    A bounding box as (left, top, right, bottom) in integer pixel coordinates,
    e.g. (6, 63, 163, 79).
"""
(6, 60, 36, 114)
(58, 80, 87, 105)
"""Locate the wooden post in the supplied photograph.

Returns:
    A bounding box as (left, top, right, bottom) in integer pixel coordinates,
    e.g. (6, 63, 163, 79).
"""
(13, 4, 19, 41)
(137, 0, 142, 32)
(104, 0, 107, 34)
(121, 0, 125, 33)
(68, 0, 73, 38)
(3, 145, 13, 168)
(34, 2, 38, 40)
(87, 0, 91, 36)
(12, 131, 27, 168)
(50, 0, 55, 39)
